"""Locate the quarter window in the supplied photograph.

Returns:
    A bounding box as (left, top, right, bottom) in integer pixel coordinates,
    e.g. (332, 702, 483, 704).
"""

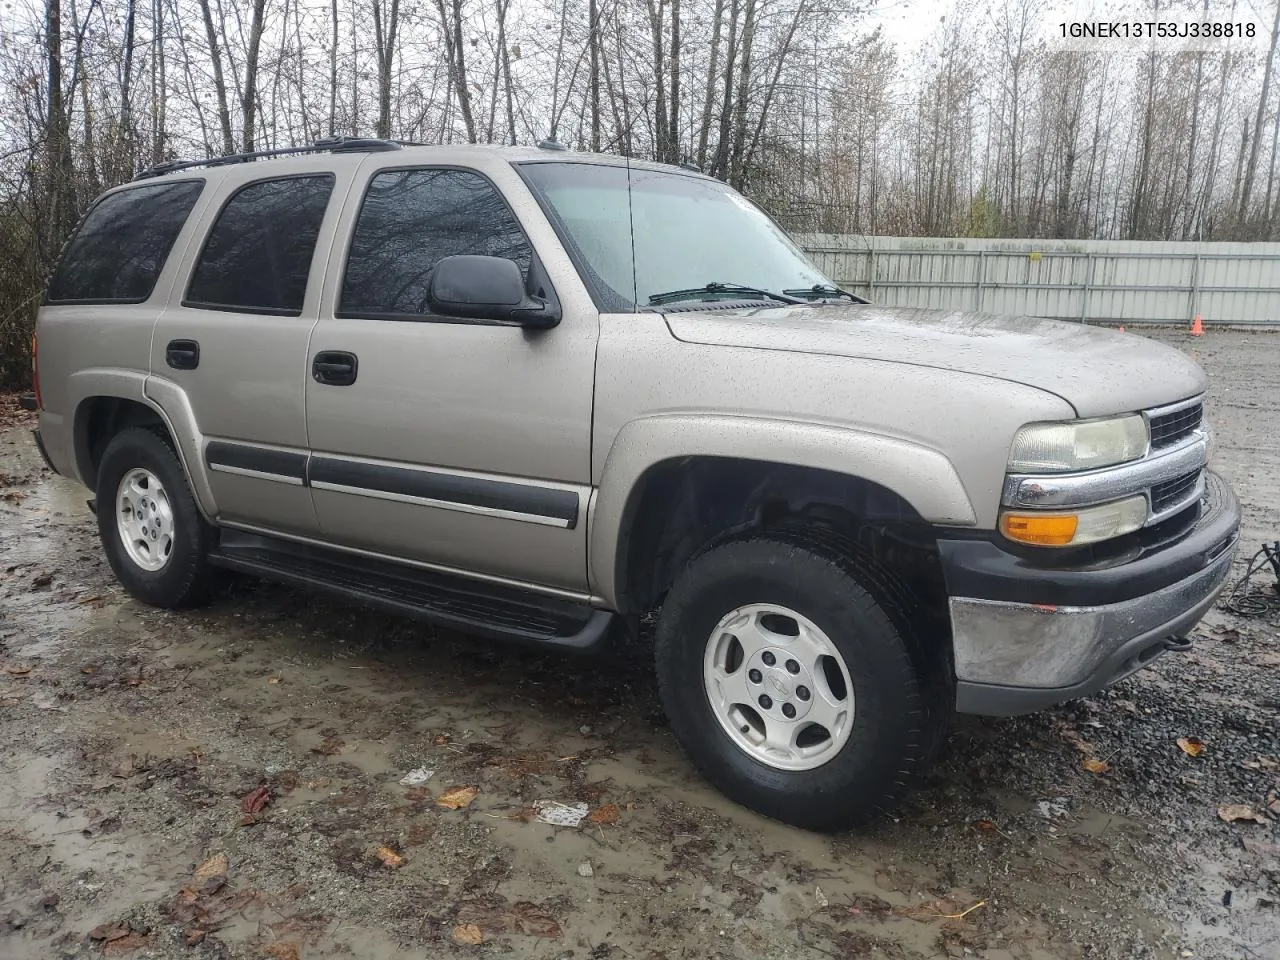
(340, 168, 533, 319)
(186, 174, 334, 315)
(47, 180, 204, 303)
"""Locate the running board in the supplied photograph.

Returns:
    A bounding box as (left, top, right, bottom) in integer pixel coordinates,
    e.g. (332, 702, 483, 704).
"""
(208, 531, 614, 652)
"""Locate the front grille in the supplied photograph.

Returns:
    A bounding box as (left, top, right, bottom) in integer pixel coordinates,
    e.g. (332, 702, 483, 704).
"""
(1148, 402, 1202, 449)
(1150, 469, 1201, 513)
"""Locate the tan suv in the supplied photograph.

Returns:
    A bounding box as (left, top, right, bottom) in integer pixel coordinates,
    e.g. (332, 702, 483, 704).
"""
(30, 138, 1239, 829)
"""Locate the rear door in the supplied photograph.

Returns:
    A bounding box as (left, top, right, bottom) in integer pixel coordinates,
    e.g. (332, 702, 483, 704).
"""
(304, 155, 599, 593)
(150, 158, 351, 535)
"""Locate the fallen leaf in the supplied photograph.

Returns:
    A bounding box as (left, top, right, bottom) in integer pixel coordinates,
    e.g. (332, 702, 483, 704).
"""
(437, 785, 479, 810)
(973, 819, 997, 832)
(263, 943, 301, 960)
(1218, 803, 1270, 824)
(81, 664, 97, 673)
(194, 853, 228, 881)
(375, 845, 404, 868)
(90, 923, 130, 942)
(815, 886, 829, 908)
(587, 803, 621, 826)
(451, 923, 484, 946)
(311, 734, 345, 755)
(1178, 737, 1206, 757)
(433, 734, 451, 745)
(456, 901, 562, 938)
(177, 887, 199, 904)
(1241, 757, 1279, 771)
(241, 786, 271, 814)
(184, 929, 205, 947)
(3, 666, 31, 676)
(266, 676, 282, 684)
(1082, 757, 1110, 774)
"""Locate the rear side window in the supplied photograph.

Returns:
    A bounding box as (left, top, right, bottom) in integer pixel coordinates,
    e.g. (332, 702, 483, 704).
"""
(339, 168, 532, 319)
(186, 174, 335, 315)
(47, 180, 204, 303)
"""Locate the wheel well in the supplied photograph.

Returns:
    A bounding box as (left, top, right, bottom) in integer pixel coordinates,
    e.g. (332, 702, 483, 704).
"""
(616, 457, 948, 622)
(74, 396, 168, 491)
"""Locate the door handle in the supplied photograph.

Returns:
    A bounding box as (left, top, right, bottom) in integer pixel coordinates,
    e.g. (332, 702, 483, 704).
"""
(165, 339, 200, 370)
(312, 350, 358, 386)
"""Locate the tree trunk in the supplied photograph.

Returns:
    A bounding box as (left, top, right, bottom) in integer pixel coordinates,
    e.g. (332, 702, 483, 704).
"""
(1237, 0, 1280, 224)
(197, 0, 235, 154)
(372, 0, 401, 139)
(667, 0, 680, 162)
(44, 0, 76, 247)
(242, 0, 267, 151)
(588, 0, 600, 151)
(728, 0, 757, 189)
(695, 0, 725, 168)
(329, 0, 338, 135)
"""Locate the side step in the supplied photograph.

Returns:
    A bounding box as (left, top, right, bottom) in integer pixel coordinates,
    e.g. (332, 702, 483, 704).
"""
(208, 530, 614, 652)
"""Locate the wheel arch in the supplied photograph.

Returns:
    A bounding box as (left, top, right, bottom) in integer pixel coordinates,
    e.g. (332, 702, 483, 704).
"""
(589, 415, 976, 614)
(70, 371, 216, 521)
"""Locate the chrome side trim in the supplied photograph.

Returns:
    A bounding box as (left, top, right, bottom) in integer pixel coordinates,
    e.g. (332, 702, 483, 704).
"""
(209, 462, 306, 486)
(1002, 434, 1206, 512)
(309, 479, 573, 528)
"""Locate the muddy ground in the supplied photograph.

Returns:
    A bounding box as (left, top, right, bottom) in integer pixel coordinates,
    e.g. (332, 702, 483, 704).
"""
(1, 329, 1278, 960)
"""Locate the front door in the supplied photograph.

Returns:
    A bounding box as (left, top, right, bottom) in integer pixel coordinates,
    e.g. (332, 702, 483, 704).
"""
(305, 159, 597, 593)
(150, 160, 349, 535)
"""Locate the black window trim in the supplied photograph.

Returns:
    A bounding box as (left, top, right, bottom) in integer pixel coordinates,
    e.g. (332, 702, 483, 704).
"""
(333, 163, 558, 326)
(181, 171, 337, 318)
(44, 178, 207, 306)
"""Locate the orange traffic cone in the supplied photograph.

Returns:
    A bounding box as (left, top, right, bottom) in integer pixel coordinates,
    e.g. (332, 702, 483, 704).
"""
(1190, 314, 1204, 336)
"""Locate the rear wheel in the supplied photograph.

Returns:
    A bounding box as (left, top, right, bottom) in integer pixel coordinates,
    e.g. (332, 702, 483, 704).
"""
(96, 427, 214, 608)
(655, 537, 932, 830)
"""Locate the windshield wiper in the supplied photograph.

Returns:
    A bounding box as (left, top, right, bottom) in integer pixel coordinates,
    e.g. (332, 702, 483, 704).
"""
(647, 282, 805, 307)
(782, 284, 870, 304)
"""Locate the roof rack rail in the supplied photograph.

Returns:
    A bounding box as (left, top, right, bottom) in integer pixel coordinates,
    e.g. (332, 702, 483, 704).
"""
(133, 137, 401, 181)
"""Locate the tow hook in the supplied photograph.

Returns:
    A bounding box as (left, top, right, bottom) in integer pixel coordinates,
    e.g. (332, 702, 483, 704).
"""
(1163, 637, 1193, 652)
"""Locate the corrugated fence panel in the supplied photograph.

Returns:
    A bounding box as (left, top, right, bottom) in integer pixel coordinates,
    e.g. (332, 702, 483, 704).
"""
(796, 236, 1280, 326)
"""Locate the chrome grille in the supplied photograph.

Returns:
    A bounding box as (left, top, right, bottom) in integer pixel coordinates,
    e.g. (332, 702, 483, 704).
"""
(1148, 402, 1202, 449)
(1150, 469, 1201, 514)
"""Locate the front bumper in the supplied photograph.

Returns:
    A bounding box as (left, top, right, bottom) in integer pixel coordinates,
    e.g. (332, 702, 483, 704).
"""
(941, 471, 1239, 716)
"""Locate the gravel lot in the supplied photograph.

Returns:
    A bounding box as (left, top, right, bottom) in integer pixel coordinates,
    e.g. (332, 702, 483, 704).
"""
(1, 329, 1277, 960)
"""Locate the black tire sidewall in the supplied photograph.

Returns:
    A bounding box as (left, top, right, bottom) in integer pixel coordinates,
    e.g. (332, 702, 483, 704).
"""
(655, 540, 924, 830)
(96, 428, 211, 608)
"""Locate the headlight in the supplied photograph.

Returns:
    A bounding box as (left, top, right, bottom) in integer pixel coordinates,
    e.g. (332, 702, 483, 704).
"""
(1008, 415, 1148, 473)
(1001, 495, 1149, 546)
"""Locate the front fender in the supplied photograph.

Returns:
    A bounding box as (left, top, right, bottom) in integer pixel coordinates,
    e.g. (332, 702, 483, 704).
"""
(587, 414, 977, 607)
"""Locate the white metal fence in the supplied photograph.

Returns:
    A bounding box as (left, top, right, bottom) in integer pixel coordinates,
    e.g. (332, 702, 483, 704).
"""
(796, 235, 1280, 327)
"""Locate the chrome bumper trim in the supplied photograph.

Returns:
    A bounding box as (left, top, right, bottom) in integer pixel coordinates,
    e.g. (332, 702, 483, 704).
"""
(948, 539, 1235, 690)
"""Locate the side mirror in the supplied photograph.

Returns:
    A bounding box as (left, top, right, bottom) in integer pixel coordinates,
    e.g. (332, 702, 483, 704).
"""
(428, 255, 560, 328)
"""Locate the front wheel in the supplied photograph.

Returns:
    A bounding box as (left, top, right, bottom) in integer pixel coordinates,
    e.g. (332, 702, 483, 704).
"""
(95, 427, 214, 608)
(654, 537, 932, 830)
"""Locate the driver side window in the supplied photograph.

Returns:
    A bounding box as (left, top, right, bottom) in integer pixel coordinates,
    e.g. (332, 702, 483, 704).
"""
(338, 168, 533, 321)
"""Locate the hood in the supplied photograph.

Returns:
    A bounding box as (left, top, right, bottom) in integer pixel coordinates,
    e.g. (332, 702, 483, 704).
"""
(663, 303, 1206, 418)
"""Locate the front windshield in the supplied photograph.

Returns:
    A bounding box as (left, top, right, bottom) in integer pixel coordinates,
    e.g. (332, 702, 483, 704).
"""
(518, 161, 834, 309)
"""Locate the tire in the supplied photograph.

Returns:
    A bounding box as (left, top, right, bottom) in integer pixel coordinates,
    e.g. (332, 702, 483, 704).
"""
(654, 537, 931, 831)
(95, 427, 214, 608)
